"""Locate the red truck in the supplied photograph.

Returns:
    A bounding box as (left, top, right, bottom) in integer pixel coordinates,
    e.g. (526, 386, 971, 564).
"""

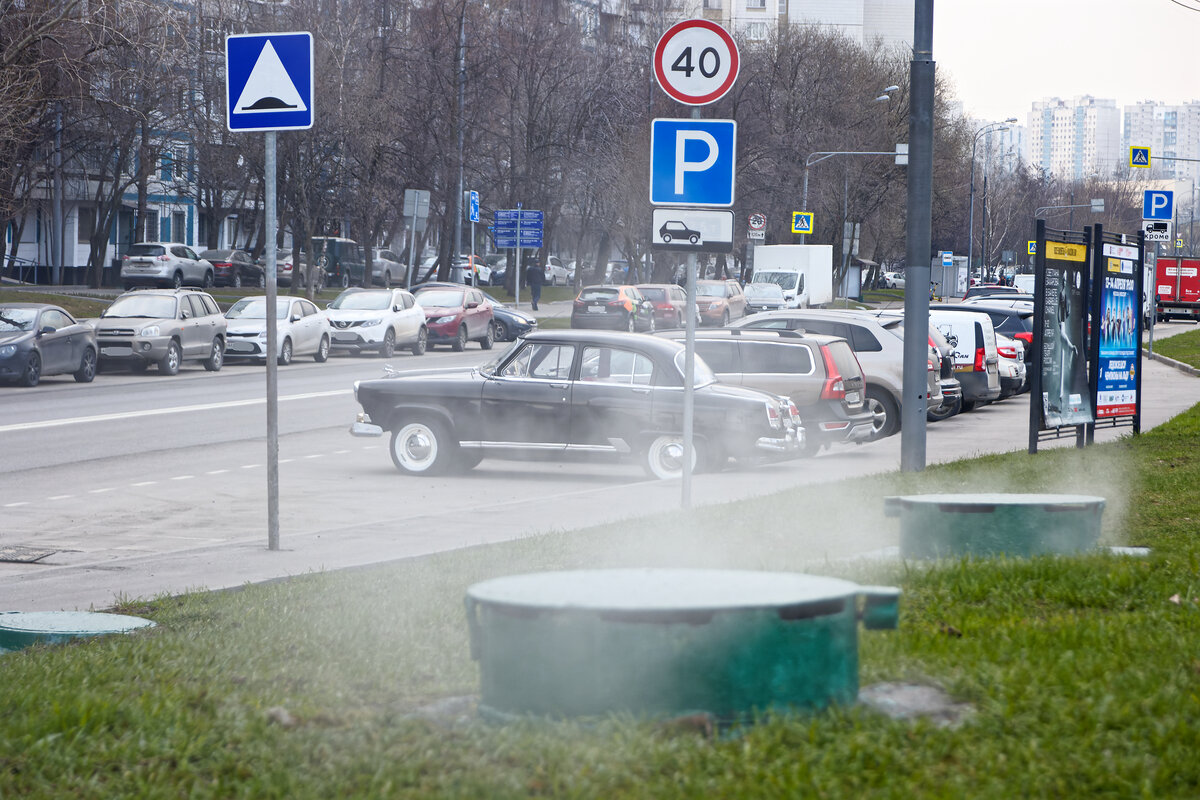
(1155, 257, 1200, 322)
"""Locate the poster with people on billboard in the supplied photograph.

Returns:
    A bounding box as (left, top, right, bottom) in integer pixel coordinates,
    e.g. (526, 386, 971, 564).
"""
(1096, 244, 1140, 418)
(1040, 240, 1094, 428)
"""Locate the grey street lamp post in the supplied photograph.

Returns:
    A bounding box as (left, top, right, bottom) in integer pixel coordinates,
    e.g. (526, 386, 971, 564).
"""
(967, 119, 1017, 277)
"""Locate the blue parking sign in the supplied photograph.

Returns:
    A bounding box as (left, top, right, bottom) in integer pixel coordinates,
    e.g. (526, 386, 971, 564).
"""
(1143, 190, 1174, 221)
(649, 119, 736, 207)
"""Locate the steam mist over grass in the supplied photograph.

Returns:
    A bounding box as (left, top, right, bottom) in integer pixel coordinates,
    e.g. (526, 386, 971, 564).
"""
(2, 409, 1198, 797)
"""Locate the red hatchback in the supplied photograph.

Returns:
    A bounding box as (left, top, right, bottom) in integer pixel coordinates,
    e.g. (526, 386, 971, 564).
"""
(413, 285, 495, 351)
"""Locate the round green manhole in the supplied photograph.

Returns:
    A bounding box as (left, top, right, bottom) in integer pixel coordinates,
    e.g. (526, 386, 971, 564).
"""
(0, 611, 156, 653)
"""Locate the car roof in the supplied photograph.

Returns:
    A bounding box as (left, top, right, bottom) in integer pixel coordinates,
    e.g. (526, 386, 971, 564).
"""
(742, 308, 900, 327)
(657, 328, 844, 346)
(523, 328, 683, 353)
(932, 303, 1031, 317)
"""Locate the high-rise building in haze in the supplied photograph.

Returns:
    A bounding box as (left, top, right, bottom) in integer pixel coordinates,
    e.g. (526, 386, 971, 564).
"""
(701, 0, 914, 46)
(1123, 101, 1200, 185)
(1026, 96, 1121, 179)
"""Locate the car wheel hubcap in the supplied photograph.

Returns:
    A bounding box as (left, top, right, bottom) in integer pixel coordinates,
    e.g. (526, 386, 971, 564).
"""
(868, 398, 886, 432)
(396, 425, 436, 470)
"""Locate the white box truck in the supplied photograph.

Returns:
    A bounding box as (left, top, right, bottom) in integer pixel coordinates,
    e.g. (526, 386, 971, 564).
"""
(750, 245, 834, 308)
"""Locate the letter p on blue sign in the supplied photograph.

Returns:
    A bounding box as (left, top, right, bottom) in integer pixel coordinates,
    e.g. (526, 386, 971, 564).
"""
(1143, 190, 1174, 221)
(649, 119, 736, 207)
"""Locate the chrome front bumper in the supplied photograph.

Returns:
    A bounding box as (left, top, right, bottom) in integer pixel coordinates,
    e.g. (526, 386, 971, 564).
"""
(350, 413, 384, 438)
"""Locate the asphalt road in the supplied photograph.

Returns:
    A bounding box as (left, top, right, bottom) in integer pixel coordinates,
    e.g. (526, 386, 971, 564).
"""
(2, 321, 1197, 612)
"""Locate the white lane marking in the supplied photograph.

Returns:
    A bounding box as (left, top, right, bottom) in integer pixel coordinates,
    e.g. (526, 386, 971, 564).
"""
(279, 459, 294, 464)
(47, 494, 74, 501)
(206, 469, 229, 475)
(170, 475, 193, 481)
(303, 454, 322, 459)
(333, 449, 350, 454)
(4, 502, 29, 508)
(88, 487, 116, 494)
(0, 389, 351, 434)
(131, 481, 157, 487)
(240, 464, 260, 470)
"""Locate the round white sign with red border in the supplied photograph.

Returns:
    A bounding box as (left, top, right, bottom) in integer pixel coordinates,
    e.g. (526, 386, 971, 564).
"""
(653, 19, 740, 106)
(748, 213, 766, 231)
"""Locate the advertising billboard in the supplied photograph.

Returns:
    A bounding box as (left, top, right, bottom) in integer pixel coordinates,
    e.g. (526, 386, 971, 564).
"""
(1040, 240, 1093, 427)
(1096, 243, 1140, 418)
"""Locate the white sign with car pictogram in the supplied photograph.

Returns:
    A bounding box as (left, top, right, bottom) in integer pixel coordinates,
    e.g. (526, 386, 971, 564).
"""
(651, 208, 734, 253)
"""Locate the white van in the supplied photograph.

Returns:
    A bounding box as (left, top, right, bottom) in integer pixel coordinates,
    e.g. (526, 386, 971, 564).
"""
(927, 309, 1002, 409)
(1012, 273, 1035, 294)
(751, 268, 809, 308)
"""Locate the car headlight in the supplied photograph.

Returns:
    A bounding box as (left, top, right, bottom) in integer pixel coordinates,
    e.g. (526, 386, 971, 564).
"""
(360, 318, 384, 327)
(0, 345, 15, 358)
(433, 315, 457, 324)
(139, 325, 160, 337)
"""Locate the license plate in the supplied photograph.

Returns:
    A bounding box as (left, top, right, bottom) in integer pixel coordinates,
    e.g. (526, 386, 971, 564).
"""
(587, 306, 607, 314)
(845, 391, 861, 405)
(226, 341, 254, 353)
(333, 333, 357, 342)
(100, 346, 130, 356)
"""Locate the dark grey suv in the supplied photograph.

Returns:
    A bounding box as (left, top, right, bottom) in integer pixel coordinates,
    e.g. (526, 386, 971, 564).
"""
(658, 328, 874, 455)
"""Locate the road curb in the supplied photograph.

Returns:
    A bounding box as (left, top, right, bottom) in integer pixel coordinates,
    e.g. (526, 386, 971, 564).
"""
(1143, 349, 1200, 377)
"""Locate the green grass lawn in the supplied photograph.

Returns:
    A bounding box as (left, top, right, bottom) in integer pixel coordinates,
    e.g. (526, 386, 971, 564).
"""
(4, 409, 1200, 797)
(1149, 326, 1200, 368)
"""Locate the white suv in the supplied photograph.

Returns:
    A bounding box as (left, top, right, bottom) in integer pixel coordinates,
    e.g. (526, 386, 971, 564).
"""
(121, 243, 214, 290)
(325, 288, 428, 357)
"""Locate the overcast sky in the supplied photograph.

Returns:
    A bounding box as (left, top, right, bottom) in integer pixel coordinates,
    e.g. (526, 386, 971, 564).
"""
(933, 0, 1200, 122)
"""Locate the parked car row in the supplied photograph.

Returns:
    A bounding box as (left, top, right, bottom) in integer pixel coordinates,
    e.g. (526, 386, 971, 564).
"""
(1, 282, 513, 386)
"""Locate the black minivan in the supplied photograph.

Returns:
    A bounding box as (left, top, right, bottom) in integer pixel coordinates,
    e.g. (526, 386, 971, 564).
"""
(311, 237, 366, 289)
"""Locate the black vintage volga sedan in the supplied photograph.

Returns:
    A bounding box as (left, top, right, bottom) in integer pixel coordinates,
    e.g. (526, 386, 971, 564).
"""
(350, 329, 803, 479)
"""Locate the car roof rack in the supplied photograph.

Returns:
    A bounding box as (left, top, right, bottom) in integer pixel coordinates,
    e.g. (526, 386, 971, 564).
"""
(716, 326, 808, 339)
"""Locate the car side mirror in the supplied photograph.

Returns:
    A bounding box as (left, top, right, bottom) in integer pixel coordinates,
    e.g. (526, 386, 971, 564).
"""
(181, 311, 191, 320)
(466, 301, 479, 309)
(394, 305, 402, 312)
(291, 313, 302, 322)
(40, 325, 56, 335)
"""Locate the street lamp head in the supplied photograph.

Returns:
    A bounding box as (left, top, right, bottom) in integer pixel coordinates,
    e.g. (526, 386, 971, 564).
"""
(873, 94, 892, 103)
(1004, 117, 1018, 124)
(882, 85, 900, 93)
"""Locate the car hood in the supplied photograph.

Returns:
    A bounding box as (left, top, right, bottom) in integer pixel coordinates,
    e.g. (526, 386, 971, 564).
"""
(700, 380, 787, 405)
(326, 308, 388, 322)
(495, 307, 534, 323)
(94, 316, 171, 331)
(421, 305, 463, 315)
(225, 319, 272, 335)
(0, 330, 33, 345)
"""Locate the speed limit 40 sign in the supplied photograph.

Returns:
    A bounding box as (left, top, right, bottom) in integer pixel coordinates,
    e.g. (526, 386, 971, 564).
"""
(653, 19, 739, 106)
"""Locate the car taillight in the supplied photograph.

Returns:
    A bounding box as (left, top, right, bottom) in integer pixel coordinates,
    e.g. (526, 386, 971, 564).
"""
(1013, 331, 1033, 347)
(122, 255, 130, 261)
(997, 344, 1018, 360)
(787, 400, 802, 426)
(928, 357, 936, 373)
(974, 347, 986, 371)
(818, 345, 846, 400)
(765, 402, 782, 429)
(655, 302, 672, 309)
(574, 299, 585, 308)
(157, 254, 170, 261)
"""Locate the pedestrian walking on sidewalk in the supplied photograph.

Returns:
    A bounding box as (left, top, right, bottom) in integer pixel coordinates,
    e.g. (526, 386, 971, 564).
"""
(526, 258, 544, 311)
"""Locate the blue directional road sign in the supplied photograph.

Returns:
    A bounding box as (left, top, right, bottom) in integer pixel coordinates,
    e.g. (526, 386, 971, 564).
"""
(226, 32, 313, 132)
(467, 191, 480, 223)
(1143, 189, 1174, 221)
(493, 209, 543, 248)
(649, 119, 736, 207)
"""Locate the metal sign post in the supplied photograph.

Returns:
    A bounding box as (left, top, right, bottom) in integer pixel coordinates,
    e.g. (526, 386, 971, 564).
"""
(227, 31, 313, 551)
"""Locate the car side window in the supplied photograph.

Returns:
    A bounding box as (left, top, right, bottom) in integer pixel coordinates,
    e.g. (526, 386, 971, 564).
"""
(742, 342, 814, 375)
(42, 309, 71, 329)
(189, 295, 210, 318)
(691, 341, 738, 373)
(849, 325, 882, 352)
(184, 247, 200, 260)
(199, 295, 220, 316)
(744, 319, 789, 330)
(580, 346, 654, 385)
(400, 293, 414, 309)
(502, 343, 575, 380)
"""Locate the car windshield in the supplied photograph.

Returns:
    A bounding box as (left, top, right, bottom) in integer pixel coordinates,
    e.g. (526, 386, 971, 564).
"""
(413, 289, 463, 307)
(329, 291, 392, 310)
(673, 349, 716, 387)
(127, 244, 166, 257)
(226, 298, 289, 320)
(745, 283, 784, 299)
(697, 283, 728, 298)
(753, 271, 798, 291)
(580, 288, 619, 301)
(0, 308, 36, 331)
(200, 250, 233, 260)
(639, 288, 667, 302)
(102, 295, 176, 318)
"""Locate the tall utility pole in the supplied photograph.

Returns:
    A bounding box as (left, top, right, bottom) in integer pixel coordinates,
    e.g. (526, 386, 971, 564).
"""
(451, 1, 466, 265)
(901, 0, 934, 472)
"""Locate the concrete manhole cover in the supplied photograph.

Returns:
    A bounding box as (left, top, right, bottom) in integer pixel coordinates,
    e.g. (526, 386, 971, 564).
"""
(0, 546, 57, 563)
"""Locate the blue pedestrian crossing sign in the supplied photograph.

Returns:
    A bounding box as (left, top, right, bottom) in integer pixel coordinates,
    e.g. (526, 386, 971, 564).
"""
(791, 211, 813, 234)
(226, 32, 313, 132)
(1129, 146, 1150, 168)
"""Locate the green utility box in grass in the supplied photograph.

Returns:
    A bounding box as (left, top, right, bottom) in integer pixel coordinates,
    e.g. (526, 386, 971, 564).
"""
(0, 611, 155, 653)
(466, 569, 899, 722)
(885, 493, 1106, 559)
